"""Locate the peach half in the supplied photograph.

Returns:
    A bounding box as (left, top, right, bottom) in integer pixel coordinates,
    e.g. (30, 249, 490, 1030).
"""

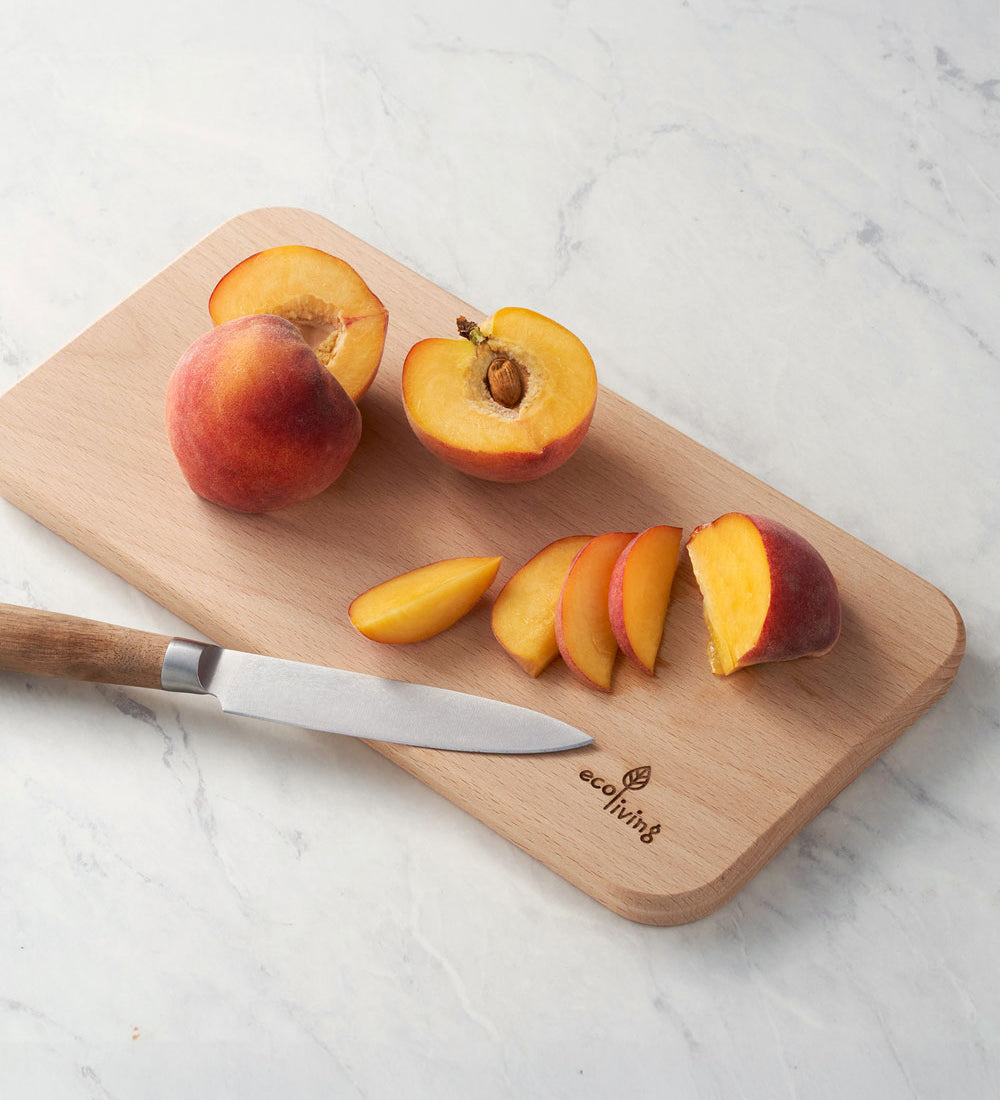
(349, 556, 502, 643)
(555, 532, 636, 691)
(209, 245, 388, 402)
(165, 314, 361, 513)
(686, 513, 842, 675)
(492, 535, 593, 677)
(608, 525, 683, 674)
(401, 308, 598, 482)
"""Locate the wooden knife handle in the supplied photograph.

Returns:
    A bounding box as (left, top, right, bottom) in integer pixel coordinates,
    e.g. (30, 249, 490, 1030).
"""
(0, 603, 173, 689)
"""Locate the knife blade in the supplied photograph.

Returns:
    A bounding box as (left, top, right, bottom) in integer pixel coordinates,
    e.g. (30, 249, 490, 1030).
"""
(0, 603, 593, 754)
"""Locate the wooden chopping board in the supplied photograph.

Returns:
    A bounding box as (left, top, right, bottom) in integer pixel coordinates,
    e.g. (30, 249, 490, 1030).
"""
(0, 207, 964, 925)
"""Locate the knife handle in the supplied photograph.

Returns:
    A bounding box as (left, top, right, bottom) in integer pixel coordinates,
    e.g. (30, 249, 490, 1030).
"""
(0, 603, 172, 689)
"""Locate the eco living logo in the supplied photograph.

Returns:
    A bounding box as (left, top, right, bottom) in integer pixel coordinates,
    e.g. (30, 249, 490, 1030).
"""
(578, 764, 660, 844)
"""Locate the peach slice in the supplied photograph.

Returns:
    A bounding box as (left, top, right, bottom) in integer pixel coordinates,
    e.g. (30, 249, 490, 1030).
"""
(608, 525, 683, 674)
(401, 307, 598, 482)
(686, 513, 841, 675)
(349, 556, 502, 644)
(555, 532, 636, 691)
(492, 535, 593, 677)
(166, 314, 361, 513)
(208, 245, 388, 402)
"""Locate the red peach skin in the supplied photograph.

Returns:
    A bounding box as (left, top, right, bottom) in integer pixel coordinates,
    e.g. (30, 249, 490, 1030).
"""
(166, 314, 361, 513)
(687, 512, 841, 675)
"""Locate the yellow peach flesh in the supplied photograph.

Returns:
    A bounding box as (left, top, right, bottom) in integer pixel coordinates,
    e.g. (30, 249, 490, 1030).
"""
(349, 556, 502, 644)
(402, 308, 597, 478)
(209, 245, 387, 402)
(556, 532, 636, 691)
(687, 516, 772, 675)
(615, 526, 683, 673)
(492, 535, 593, 676)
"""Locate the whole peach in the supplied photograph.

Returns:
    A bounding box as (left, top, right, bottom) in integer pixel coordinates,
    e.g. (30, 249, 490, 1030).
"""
(166, 314, 362, 512)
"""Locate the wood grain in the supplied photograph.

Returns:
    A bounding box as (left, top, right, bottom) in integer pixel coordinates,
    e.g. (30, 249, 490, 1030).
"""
(0, 207, 965, 925)
(0, 603, 171, 688)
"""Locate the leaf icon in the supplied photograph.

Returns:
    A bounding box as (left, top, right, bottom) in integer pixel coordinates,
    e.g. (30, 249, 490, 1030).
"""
(622, 765, 651, 791)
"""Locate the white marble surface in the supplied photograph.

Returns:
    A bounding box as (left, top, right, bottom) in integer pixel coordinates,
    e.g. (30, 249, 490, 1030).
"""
(1, 0, 998, 1096)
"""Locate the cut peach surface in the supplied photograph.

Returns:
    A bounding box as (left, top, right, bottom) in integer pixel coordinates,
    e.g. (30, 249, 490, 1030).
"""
(608, 525, 683, 674)
(686, 513, 841, 675)
(492, 535, 593, 677)
(555, 532, 636, 691)
(209, 245, 388, 402)
(401, 307, 598, 482)
(349, 556, 502, 644)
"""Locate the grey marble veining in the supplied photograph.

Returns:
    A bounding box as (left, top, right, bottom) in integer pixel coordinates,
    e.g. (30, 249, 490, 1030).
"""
(1, 0, 998, 1096)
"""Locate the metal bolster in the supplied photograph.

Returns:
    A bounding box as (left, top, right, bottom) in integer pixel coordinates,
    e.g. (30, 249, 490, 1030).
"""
(161, 638, 222, 694)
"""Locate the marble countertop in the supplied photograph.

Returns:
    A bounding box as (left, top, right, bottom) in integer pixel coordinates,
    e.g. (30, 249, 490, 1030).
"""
(2, 1, 997, 1096)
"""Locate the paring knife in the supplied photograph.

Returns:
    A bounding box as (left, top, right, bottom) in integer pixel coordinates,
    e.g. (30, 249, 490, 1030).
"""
(0, 604, 593, 754)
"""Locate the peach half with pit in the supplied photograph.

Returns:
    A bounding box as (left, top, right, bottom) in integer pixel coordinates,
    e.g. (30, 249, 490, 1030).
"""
(608, 525, 683, 674)
(686, 512, 841, 675)
(165, 314, 362, 513)
(349, 556, 502, 644)
(401, 308, 598, 482)
(209, 244, 388, 402)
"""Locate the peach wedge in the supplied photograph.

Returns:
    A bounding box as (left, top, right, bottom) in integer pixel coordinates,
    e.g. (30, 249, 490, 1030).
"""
(686, 513, 841, 675)
(209, 244, 388, 402)
(349, 556, 502, 644)
(608, 525, 683, 674)
(492, 535, 593, 677)
(402, 308, 598, 482)
(555, 532, 636, 691)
